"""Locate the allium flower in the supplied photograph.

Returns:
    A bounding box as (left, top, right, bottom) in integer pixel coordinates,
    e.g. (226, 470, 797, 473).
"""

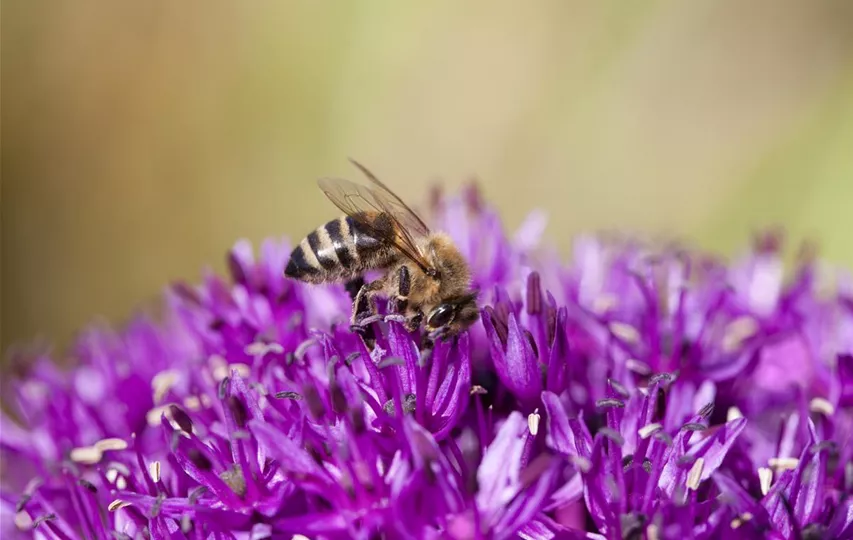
(3, 185, 853, 539)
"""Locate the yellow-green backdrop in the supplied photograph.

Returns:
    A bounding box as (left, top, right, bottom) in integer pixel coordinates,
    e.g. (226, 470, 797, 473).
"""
(3, 0, 853, 355)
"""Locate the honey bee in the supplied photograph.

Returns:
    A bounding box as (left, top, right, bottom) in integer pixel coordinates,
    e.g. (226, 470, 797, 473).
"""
(284, 160, 479, 339)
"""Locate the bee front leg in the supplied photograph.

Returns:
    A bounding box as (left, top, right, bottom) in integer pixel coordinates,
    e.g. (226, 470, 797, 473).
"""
(346, 277, 370, 322)
(344, 277, 365, 303)
(351, 279, 385, 327)
(404, 310, 423, 332)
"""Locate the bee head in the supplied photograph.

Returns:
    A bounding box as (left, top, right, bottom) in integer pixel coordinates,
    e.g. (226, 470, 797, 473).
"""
(425, 291, 480, 337)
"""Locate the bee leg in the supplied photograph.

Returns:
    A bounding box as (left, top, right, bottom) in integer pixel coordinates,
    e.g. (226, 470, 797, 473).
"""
(345, 276, 372, 322)
(420, 331, 437, 358)
(428, 327, 450, 343)
(385, 266, 415, 325)
(384, 309, 421, 328)
(351, 279, 384, 327)
(344, 277, 365, 303)
(349, 279, 385, 349)
(404, 310, 423, 333)
(390, 265, 410, 312)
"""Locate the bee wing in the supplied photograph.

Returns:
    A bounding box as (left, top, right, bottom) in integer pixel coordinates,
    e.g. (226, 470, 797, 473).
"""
(347, 159, 431, 238)
(317, 173, 433, 272)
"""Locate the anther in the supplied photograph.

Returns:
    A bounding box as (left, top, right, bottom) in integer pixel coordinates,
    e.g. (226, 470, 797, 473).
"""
(609, 322, 640, 344)
(227, 396, 249, 428)
(169, 405, 194, 434)
(608, 378, 630, 399)
(686, 457, 705, 490)
(599, 427, 625, 446)
(638, 423, 662, 439)
(596, 398, 626, 409)
(275, 391, 302, 400)
(527, 409, 541, 436)
(187, 448, 213, 471)
(526, 272, 542, 315)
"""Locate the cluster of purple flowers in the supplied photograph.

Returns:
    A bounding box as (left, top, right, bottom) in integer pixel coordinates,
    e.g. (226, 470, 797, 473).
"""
(2, 187, 852, 539)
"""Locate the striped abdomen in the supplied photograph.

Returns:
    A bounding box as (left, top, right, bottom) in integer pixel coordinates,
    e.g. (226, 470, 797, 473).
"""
(285, 214, 396, 283)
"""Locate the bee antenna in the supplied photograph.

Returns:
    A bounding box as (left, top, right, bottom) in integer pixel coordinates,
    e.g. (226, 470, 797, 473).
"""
(347, 157, 372, 178)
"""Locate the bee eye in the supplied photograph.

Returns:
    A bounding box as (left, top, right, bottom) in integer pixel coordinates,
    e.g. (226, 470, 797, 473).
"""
(427, 304, 454, 328)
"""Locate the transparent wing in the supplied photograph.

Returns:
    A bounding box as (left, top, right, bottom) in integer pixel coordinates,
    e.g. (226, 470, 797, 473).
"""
(347, 159, 431, 238)
(317, 173, 432, 272)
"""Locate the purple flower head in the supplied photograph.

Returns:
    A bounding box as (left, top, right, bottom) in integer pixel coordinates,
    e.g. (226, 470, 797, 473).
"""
(4, 185, 853, 539)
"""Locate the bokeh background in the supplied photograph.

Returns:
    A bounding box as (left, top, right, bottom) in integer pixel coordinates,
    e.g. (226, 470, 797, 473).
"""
(3, 0, 853, 356)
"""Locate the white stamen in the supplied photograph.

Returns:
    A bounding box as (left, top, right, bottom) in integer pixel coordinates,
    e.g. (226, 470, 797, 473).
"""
(182, 394, 212, 410)
(645, 524, 660, 540)
(70, 446, 102, 465)
(571, 455, 592, 473)
(23, 477, 42, 497)
(294, 339, 317, 361)
(108, 499, 131, 512)
(609, 322, 640, 344)
(626, 358, 651, 375)
(686, 457, 705, 490)
(727, 406, 744, 422)
(209, 353, 227, 367)
(213, 366, 229, 381)
(107, 462, 131, 477)
(638, 423, 663, 439)
(292, 536, 311, 540)
(94, 438, 128, 452)
(14, 511, 33, 530)
(768, 457, 799, 471)
(809, 397, 835, 416)
(245, 342, 268, 356)
(758, 467, 773, 496)
(151, 369, 179, 404)
(210, 354, 228, 381)
(731, 512, 753, 529)
(145, 405, 170, 427)
(146, 405, 188, 433)
(149, 461, 161, 483)
(527, 409, 541, 437)
(722, 316, 758, 353)
(106, 469, 119, 484)
(593, 294, 618, 314)
(116, 476, 127, 490)
(229, 363, 251, 379)
(244, 342, 284, 356)
(183, 396, 202, 410)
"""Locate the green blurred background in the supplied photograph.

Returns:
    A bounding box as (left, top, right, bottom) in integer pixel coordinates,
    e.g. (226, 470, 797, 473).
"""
(3, 0, 853, 355)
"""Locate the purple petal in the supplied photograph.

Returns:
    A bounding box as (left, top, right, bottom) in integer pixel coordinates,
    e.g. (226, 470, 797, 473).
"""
(827, 498, 853, 539)
(542, 391, 592, 461)
(477, 412, 527, 509)
(659, 417, 746, 497)
(486, 312, 542, 402)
